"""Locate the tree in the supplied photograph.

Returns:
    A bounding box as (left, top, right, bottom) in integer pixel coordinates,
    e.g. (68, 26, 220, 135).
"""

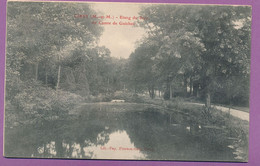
(137, 4, 251, 107)
(6, 1, 104, 93)
(128, 41, 159, 98)
(137, 5, 205, 99)
(190, 6, 251, 108)
(5, 1, 106, 118)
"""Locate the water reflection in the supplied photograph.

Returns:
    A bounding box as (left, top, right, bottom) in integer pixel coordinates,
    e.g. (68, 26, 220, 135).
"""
(5, 104, 237, 161)
(84, 130, 147, 159)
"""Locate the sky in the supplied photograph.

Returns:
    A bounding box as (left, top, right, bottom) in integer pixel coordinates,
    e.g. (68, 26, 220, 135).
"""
(91, 2, 147, 59)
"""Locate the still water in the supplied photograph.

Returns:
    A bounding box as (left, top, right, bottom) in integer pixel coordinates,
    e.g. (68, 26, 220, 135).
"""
(5, 103, 237, 161)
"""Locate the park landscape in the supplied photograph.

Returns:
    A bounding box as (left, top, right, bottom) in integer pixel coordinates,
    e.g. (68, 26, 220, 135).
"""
(4, 1, 251, 161)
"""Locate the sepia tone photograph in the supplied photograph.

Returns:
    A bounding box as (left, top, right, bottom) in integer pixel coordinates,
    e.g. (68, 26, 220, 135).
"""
(4, 0, 251, 162)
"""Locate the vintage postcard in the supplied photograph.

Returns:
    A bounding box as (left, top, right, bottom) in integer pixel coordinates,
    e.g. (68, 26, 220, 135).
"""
(4, 0, 251, 161)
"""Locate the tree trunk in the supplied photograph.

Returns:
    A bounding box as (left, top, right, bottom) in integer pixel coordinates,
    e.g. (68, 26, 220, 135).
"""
(190, 76, 193, 96)
(205, 92, 211, 108)
(148, 86, 155, 99)
(184, 76, 187, 97)
(196, 84, 199, 98)
(55, 138, 63, 158)
(35, 62, 39, 80)
(169, 83, 173, 99)
(69, 142, 73, 157)
(56, 64, 61, 90)
(227, 81, 232, 117)
(193, 83, 197, 97)
(134, 78, 137, 94)
(56, 54, 61, 90)
(45, 64, 48, 85)
(107, 78, 109, 93)
(43, 143, 47, 157)
(151, 86, 155, 99)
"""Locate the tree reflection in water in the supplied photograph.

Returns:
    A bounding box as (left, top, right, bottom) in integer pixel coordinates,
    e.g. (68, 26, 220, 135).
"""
(5, 105, 235, 160)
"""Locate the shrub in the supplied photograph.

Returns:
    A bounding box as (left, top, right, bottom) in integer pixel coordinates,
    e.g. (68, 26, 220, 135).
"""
(13, 84, 83, 118)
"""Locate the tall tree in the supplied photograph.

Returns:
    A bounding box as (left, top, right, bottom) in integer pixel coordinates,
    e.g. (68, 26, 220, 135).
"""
(137, 4, 251, 107)
(128, 41, 160, 98)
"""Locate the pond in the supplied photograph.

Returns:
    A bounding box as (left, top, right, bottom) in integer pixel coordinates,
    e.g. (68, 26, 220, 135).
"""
(4, 103, 239, 161)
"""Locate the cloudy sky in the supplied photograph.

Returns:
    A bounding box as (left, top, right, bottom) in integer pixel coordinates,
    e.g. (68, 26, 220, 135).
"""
(91, 2, 147, 59)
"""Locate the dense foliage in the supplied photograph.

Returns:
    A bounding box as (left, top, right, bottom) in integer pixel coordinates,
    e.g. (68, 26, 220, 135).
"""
(6, 2, 114, 119)
(131, 5, 251, 107)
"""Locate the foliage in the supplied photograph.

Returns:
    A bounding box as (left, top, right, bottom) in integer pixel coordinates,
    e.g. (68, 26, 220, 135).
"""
(128, 42, 159, 97)
(133, 4, 251, 106)
(6, 1, 105, 96)
(13, 81, 83, 118)
(5, 1, 110, 124)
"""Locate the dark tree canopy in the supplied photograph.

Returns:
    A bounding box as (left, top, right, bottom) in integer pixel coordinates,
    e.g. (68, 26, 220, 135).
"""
(133, 5, 251, 105)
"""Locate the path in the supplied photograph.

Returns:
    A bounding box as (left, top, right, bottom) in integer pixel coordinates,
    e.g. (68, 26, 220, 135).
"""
(187, 102, 249, 121)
